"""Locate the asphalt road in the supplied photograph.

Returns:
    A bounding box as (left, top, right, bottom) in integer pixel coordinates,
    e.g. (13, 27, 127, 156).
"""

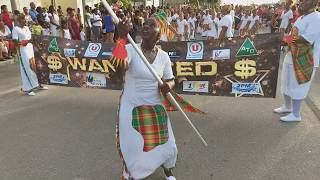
(0, 62, 320, 180)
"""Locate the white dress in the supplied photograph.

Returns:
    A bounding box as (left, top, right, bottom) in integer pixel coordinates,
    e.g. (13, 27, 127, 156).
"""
(119, 44, 177, 179)
(49, 13, 60, 37)
(12, 26, 39, 92)
(207, 17, 219, 38)
(218, 14, 234, 38)
(281, 12, 320, 100)
(239, 15, 251, 30)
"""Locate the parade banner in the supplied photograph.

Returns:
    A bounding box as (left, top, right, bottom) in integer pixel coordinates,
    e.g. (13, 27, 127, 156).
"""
(33, 33, 281, 98)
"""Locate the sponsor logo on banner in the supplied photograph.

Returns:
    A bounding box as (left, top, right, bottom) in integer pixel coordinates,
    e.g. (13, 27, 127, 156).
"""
(86, 73, 107, 87)
(212, 49, 231, 60)
(101, 52, 112, 57)
(168, 51, 181, 58)
(231, 83, 260, 95)
(84, 43, 102, 57)
(186, 41, 204, 59)
(49, 73, 68, 84)
(64, 48, 76, 57)
(183, 81, 209, 93)
(236, 38, 258, 57)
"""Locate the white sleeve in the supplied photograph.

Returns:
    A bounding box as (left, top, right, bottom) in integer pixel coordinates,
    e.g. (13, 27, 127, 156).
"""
(125, 45, 133, 65)
(163, 52, 174, 80)
(288, 11, 293, 19)
(12, 27, 19, 40)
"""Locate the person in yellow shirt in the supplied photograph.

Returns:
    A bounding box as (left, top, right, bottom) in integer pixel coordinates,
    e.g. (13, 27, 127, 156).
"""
(32, 21, 43, 36)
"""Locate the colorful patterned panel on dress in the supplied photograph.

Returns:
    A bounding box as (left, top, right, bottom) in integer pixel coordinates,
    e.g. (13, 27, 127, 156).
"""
(132, 105, 169, 152)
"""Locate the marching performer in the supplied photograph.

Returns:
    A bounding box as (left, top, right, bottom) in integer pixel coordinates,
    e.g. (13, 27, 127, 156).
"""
(12, 14, 48, 96)
(116, 18, 177, 180)
(274, 0, 320, 122)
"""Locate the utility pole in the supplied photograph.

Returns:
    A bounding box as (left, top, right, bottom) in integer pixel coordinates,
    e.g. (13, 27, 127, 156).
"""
(10, 0, 18, 11)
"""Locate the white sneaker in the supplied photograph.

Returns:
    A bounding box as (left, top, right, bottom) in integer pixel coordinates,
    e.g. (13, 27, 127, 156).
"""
(280, 113, 301, 122)
(27, 91, 36, 96)
(273, 105, 292, 114)
(39, 86, 49, 90)
(166, 176, 176, 180)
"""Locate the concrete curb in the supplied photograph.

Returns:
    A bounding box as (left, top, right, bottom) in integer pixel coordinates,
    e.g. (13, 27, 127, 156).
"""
(0, 59, 16, 66)
(306, 96, 320, 121)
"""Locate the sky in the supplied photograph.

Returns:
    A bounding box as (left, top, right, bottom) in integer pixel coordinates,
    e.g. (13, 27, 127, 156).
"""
(221, 0, 280, 5)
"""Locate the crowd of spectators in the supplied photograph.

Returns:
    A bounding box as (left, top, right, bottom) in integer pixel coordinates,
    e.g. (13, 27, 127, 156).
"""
(0, 1, 319, 61)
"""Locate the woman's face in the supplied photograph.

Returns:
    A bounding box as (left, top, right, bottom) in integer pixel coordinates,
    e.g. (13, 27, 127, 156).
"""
(141, 18, 160, 42)
(19, 15, 27, 26)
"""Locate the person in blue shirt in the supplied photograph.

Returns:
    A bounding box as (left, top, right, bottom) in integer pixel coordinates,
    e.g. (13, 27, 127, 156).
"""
(29, 2, 38, 22)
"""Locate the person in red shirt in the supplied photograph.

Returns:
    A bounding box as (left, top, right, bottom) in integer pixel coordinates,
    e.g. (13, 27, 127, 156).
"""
(67, 9, 81, 40)
(0, 5, 13, 31)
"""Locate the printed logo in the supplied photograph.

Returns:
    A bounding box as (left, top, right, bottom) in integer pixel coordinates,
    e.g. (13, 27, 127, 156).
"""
(48, 38, 60, 53)
(236, 38, 258, 57)
(84, 43, 102, 57)
(168, 51, 181, 58)
(212, 49, 231, 60)
(64, 48, 76, 57)
(183, 81, 209, 93)
(49, 73, 68, 85)
(231, 83, 260, 95)
(86, 73, 107, 87)
(186, 41, 204, 59)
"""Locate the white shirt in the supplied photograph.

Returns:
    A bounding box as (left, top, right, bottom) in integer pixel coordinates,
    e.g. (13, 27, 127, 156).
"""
(80, 31, 86, 41)
(92, 14, 102, 27)
(0, 25, 11, 37)
(280, 9, 293, 29)
(294, 12, 320, 67)
(240, 15, 251, 29)
(177, 18, 188, 35)
(202, 14, 212, 24)
(63, 29, 71, 40)
(188, 17, 197, 29)
(249, 15, 260, 29)
(218, 14, 233, 38)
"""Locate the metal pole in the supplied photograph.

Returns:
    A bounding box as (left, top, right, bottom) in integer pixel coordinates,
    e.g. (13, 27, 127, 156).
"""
(101, 0, 208, 147)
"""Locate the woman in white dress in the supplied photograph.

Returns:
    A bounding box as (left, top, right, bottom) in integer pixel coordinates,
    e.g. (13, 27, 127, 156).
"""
(274, 0, 320, 122)
(239, 10, 251, 36)
(279, 0, 294, 33)
(248, 9, 261, 35)
(206, 12, 219, 40)
(12, 15, 48, 96)
(117, 18, 177, 180)
(218, 5, 234, 45)
(48, 6, 60, 37)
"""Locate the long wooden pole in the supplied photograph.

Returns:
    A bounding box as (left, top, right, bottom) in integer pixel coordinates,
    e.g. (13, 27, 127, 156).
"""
(100, 0, 208, 147)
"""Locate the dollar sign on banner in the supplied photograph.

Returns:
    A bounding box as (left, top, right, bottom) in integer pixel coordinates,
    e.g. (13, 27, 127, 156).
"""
(234, 59, 257, 79)
(47, 55, 62, 71)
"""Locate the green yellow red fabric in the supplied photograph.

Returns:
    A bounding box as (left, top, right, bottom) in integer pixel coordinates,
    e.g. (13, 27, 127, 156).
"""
(132, 105, 169, 152)
(288, 27, 314, 84)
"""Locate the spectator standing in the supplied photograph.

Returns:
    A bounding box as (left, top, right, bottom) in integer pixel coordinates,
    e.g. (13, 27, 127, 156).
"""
(91, 9, 102, 41)
(0, 18, 11, 60)
(36, 7, 50, 36)
(279, 0, 293, 33)
(103, 11, 115, 43)
(84, 5, 92, 41)
(176, 13, 188, 41)
(12, 14, 48, 96)
(23, 7, 33, 31)
(48, 6, 60, 37)
(29, 2, 38, 22)
(248, 9, 261, 35)
(61, 20, 71, 40)
(68, 9, 81, 40)
(1, 5, 13, 31)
